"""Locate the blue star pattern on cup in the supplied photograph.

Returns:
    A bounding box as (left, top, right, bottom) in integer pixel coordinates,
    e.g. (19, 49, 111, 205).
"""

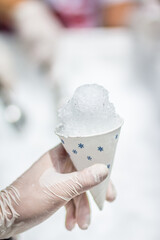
(107, 164, 110, 169)
(87, 156, 92, 160)
(78, 143, 84, 148)
(115, 134, 118, 139)
(98, 146, 103, 152)
(72, 149, 77, 154)
(61, 139, 64, 144)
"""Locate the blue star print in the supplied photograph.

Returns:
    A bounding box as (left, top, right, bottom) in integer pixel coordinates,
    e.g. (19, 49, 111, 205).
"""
(72, 149, 77, 154)
(98, 146, 103, 152)
(115, 134, 118, 139)
(107, 164, 110, 169)
(61, 139, 64, 144)
(87, 156, 92, 160)
(78, 143, 84, 148)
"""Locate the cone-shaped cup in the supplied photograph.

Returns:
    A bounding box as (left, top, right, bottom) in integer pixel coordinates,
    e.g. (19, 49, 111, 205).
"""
(56, 119, 123, 210)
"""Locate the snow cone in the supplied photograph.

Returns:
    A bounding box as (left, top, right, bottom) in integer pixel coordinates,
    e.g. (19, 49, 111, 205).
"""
(55, 84, 123, 209)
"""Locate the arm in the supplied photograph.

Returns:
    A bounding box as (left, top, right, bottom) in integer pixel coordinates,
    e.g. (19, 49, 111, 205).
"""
(0, 0, 23, 25)
(0, 0, 62, 68)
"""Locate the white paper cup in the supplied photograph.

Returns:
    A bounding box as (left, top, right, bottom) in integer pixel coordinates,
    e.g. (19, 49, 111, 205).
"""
(56, 120, 123, 210)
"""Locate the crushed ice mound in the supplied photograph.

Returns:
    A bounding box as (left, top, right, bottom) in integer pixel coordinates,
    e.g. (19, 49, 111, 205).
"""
(56, 84, 122, 137)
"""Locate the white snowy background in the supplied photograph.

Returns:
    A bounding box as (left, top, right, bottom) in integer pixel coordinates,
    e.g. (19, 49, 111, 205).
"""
(0, 28, 160, 240)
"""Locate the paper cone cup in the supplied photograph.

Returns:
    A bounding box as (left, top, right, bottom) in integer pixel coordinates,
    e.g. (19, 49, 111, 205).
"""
(56, 120, 123, 210)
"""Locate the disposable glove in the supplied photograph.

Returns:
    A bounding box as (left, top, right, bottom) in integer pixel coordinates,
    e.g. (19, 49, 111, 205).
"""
(0, 144, 116, 239)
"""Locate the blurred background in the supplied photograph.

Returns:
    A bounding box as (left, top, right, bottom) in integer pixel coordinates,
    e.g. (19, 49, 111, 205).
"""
(0, 0, 160, 239)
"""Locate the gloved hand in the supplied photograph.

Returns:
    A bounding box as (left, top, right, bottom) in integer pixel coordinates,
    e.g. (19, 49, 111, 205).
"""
(11, 0, 62, 68)
(0, 144, 116, 239)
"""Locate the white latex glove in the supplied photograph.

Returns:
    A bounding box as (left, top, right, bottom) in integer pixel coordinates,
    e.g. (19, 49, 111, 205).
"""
(11, 0, 62, 68)
(0, 144, 116, 239)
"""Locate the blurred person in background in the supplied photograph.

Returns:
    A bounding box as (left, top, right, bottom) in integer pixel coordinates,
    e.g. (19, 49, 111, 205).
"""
(0, 0, 137, 69)
(0, 144, 116, 240)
